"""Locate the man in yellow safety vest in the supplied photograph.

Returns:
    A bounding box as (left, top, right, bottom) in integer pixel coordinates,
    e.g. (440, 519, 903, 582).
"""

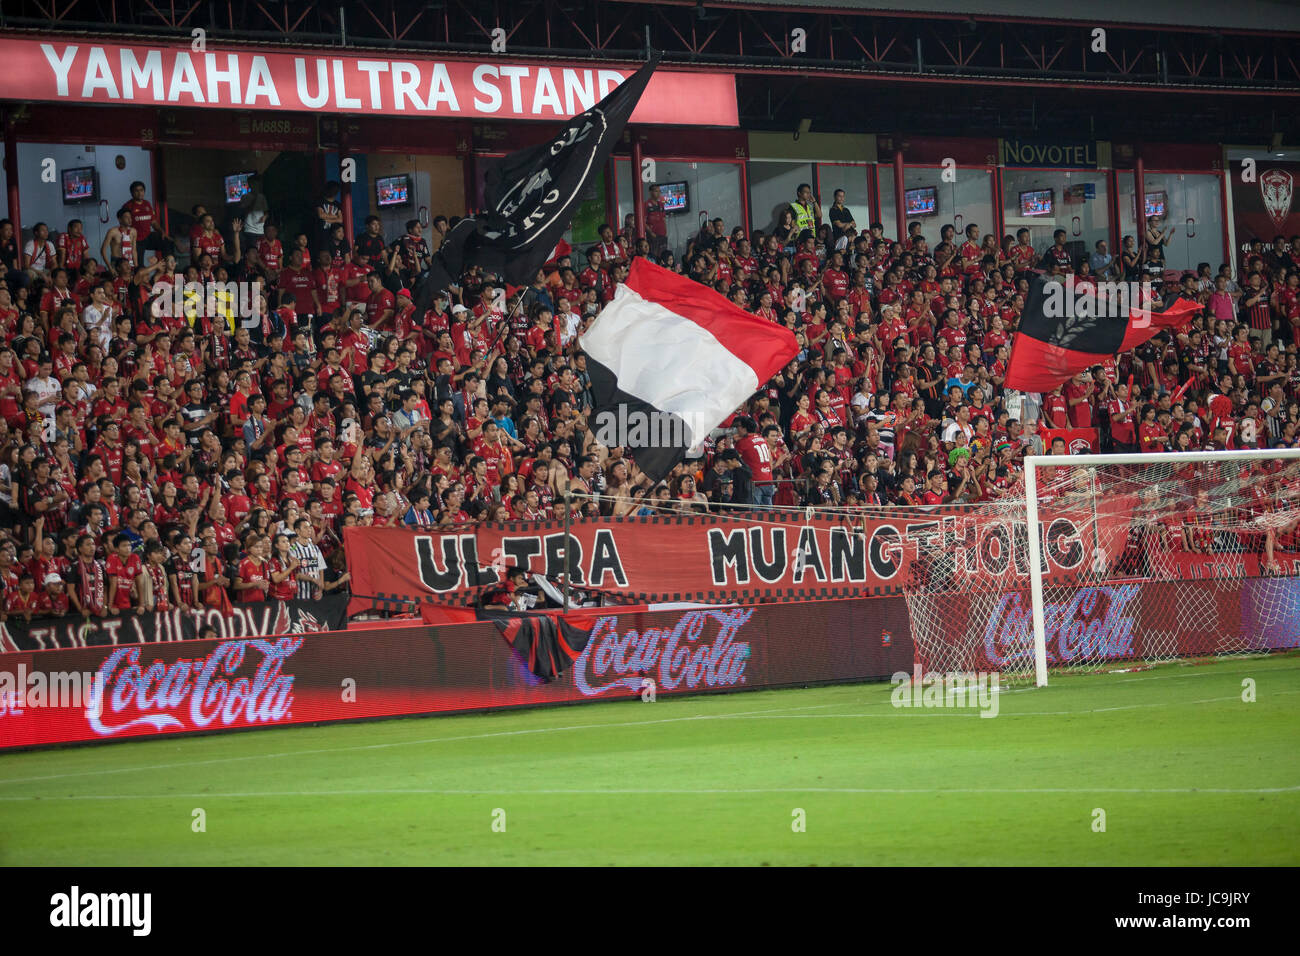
(790, 182, 821, 236)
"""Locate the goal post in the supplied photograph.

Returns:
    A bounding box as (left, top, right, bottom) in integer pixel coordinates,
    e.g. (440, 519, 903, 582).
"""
(904, 447, 1300, 687)
(1022, 447, 1300, 686)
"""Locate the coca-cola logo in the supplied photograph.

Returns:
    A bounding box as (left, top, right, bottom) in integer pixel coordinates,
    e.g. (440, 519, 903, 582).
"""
(982, 586, 1138, 667)
(573, 609, 754, 697)
(87, 637, 302, 736)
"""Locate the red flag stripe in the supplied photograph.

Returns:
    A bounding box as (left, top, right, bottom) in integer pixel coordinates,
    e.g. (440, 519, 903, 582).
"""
(1005, 336, 1121, 392)
(623, 257, 797, 382)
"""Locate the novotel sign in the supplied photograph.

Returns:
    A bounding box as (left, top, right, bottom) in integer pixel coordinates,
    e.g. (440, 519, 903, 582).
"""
(1002, 138, 1101, 169)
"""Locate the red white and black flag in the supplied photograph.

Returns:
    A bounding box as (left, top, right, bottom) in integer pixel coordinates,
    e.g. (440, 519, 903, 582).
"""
(1004, 275, 1203, 392)
(581, 258, 799, 483)
(415, 54, 658, 307)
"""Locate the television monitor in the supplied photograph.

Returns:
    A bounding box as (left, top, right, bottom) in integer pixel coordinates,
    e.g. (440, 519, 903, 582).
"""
(375, 174, 412, 208)
(658, 181, 689, 213)
(61, 167, 97, 203)
(904, 186, 938, 217)
(224, 172, 254, 204)
(1019, 189, 1054, 217)
(1144, 191, 1168, 218)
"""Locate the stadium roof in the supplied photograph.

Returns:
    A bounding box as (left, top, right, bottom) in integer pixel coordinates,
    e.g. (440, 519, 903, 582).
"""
(696, 0, 1300, 32)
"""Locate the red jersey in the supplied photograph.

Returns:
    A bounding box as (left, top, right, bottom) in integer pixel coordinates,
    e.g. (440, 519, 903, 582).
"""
(1108, 399, 1136, 445)
(822, 269, 849, 301)
(737, 434, 774, 483)
(1228, 343, 1254, 378)
(1139, 421, 1168, 453)
(126, 198, 155, 236)
(1063, 381, 1094, 428)
(366, 289, 396, 328)
(105, 552, 143, 610)
(57, 232, 89, 270)
(268, 557, 297, 601)
(279, 267, 317, 315)
(937, 326, 968, 352)
(237, 557, 269, 603)
(1041, 393, 1069, 429)
(344, 263, 373, 303)
(5, 589, 44, 615)
(471, 438, 514, 487)
(193, 229, 225, 260)
(257, 237, 283, 272)
(314, 266, 347, 311)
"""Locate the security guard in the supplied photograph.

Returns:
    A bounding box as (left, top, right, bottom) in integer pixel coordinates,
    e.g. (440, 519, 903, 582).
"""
(790, 182, 821, 235)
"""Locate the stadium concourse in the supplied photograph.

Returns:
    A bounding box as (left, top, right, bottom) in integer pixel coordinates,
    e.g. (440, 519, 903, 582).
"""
(2, 172, 1300, 622)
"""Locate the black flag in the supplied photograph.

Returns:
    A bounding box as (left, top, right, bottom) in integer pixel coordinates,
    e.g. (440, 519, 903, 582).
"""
(415, 54, 659, 310)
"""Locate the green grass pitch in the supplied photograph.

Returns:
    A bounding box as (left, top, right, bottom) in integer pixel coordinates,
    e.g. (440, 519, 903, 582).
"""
(2, 653, 1298, 866)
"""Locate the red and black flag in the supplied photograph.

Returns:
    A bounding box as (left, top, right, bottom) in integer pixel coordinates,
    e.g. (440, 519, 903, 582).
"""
(1005, 276, 1203, 392)
(481, 607, 595, 682)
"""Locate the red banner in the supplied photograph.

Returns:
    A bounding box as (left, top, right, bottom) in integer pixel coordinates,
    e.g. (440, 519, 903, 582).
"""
(0, 598, 915, 750)
(343, 510, 1099, 611)
(0, 36, 737, 126)
(1040, 427, 1101, 454)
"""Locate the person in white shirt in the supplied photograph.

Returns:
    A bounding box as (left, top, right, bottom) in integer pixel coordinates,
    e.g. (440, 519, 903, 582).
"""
(24, 356, 61, 429)
(81, 283, 116, 351)
(555, 296, 581, 347)
(23, 222, 56, 281)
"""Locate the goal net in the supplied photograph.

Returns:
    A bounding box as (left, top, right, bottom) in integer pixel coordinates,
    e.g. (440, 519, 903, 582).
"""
(904, 448, 1300, 685)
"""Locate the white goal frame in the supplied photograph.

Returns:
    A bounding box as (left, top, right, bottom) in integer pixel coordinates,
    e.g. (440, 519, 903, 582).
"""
(1023, 447, 1300, 687)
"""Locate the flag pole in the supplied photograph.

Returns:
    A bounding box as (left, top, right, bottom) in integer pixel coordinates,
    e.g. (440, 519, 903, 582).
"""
(562, 489, 573, 612)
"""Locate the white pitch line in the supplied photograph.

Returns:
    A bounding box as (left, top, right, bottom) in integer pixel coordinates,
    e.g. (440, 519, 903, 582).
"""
(0, 701, 845, 786)
(1, 785, 1296, 801)
(710, 689, 1300, 718)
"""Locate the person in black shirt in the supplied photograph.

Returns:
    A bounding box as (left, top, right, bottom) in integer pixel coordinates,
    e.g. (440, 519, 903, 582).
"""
(180, 380, 218, 446)
(700, 449, 752, 506)
(354, 216, 387, 262)
(828, 190, 857, 242)
(325, 223, 351, 268)
(315, 183, 343, 253)
(0, 219, 26, 292)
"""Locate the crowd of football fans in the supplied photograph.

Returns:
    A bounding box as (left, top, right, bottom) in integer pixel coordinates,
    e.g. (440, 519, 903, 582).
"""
(2, 172, 1300, 620)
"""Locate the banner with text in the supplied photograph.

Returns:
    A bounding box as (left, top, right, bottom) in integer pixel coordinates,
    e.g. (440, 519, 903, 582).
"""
(343, 510, 1103, 611)
(0, 598, 915, 749)
(0, 36, 737, 126)
(0, 595, 348, 654)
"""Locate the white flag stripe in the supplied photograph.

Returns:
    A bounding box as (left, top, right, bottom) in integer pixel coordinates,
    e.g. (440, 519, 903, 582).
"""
(581, 283, 758, 442)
